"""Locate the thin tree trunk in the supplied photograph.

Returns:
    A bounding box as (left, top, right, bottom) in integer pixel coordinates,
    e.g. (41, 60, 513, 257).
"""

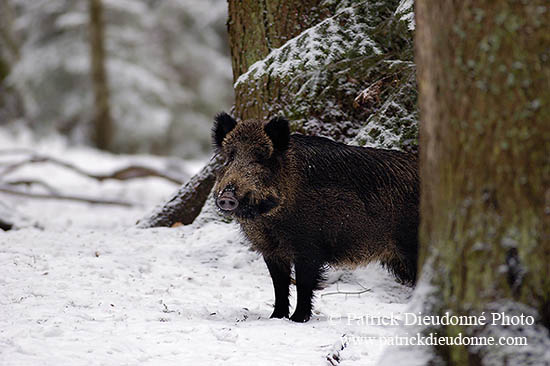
(89, 0, 113, 150)
(416, 0, 550, 364)
(0, 0, 23, 123)
(0, 0, 18, 59)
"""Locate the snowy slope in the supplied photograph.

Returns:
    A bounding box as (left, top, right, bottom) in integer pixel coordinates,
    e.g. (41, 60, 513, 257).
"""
(0, 138, 412, 365)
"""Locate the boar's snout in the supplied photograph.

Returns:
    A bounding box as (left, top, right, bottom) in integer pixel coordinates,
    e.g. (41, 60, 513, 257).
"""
(216, 190, 239, 212)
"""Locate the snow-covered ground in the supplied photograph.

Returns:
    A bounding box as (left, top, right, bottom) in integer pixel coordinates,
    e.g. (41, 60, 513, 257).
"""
(0, 135, 413, 365)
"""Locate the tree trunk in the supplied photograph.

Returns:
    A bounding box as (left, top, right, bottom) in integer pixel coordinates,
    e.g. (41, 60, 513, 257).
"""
(137, 155, 221, 227)
(228, 0, 335, 120)
(0, 0, 23, 124)
(89, 0, 113, 150)
(140, 0, 418, 227)
(0, 0, 18, 75)
(232, 0, 418, 148)
(139, 0, 337, 228)
(416, 0, 550, 364)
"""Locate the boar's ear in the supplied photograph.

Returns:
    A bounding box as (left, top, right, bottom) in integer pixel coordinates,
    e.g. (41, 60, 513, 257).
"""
(264, 116, 290, 152)
(212, 112, 237, 149)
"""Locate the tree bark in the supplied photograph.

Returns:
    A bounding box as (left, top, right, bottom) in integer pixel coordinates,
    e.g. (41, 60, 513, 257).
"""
(231, 0, 418, 148)
(137, 155, 221, 227)
(140, 1, 337, 228)
(416, 0, 550, 363)
(0, 0, 23, 124)
(0, 0, 18, 77)
(89, 0, 113, 150)
(228, 0, 335, 120)
(140, 0, 418, 228)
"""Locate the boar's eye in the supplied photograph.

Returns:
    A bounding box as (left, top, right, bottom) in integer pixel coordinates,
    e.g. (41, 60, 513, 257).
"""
(224, 150, 236, 166)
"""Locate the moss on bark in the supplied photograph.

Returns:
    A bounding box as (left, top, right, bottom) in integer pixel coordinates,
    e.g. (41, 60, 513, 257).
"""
(233, 0, 418, 150)
(417, 0, 550, 363)
(143, 0, 420, 227)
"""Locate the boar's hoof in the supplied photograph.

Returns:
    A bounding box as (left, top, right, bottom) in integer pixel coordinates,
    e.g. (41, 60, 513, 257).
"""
(270, 309, 289, 319)
(290, 311, 311, 323)
(216, 191, 238, 211)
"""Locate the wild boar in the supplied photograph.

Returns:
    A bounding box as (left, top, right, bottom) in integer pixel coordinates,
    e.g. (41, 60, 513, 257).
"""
(212, 112, 419, 322)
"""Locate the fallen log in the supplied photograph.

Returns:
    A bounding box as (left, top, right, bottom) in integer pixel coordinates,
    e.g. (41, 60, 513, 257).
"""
(137, 155, 221, 227)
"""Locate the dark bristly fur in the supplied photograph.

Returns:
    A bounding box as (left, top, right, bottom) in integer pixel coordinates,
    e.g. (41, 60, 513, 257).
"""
(213, 112, 237, 148)
(212, 113, 419, 322)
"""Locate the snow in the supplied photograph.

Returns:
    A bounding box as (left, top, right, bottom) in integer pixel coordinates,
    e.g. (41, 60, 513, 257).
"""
(395, 0, 415, 30)
(234, 4, 381, 88)
(55, 12, 88, 29)
(470, 300, 550, 365)
(232, 0, 418, 150)
(376, 264, 437, 365)
(0, 135, 414, 365)
(8, 0, 233, 158)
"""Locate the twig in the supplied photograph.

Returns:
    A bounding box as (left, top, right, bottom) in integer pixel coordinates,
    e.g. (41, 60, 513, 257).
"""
(326, 334, 347, 366)
(0, 185, 135, 207)
(326, 355, 340, 366)
(321, 282, 372, 297)
(5, 179, 59, 194)
(92, 165, 184, 185)
(321, 288, 371, 297)
(0, 156, 48, 176)
(354, 280, 370, 291)
(0, 154, 185, 185)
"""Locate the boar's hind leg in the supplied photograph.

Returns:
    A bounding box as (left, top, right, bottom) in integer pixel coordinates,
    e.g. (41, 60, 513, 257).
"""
(381, 249, 417, 286)
(290, 258, 325, 323)
(264, 256, 291, 319)
(388, 227, 419, 285)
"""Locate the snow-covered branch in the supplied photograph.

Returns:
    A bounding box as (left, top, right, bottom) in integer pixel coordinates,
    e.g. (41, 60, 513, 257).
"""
(0, 153, 185, 184)
(0, 185, 134, 207)
(137, 155, 222, 227)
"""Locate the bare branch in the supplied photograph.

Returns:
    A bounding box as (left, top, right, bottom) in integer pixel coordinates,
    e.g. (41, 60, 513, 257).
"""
(92, 165, 184, 185)
(321, 282, 372, 297)
(0, 185, 135, 207)
(321, 288, 371, 297)
(326, 334, 347, 366)
(5, 179, 60, 194)
(0, 156, 48, 176)
(0, 153, 185, 184)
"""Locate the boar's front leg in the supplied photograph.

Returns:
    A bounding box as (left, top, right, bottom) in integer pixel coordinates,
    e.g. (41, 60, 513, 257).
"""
(264, 256, 291, 319)
(290, 258, 324, 323)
